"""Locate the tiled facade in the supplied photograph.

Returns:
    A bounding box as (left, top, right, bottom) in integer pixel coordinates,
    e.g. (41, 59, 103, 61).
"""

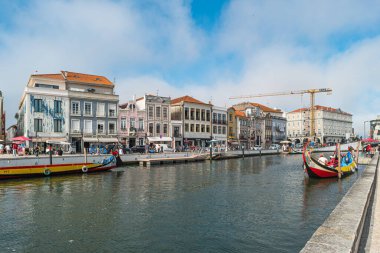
(16, 71, 119, 152)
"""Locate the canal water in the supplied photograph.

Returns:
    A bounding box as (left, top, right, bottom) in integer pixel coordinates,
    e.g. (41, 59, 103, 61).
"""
(0, 155, 364, 253)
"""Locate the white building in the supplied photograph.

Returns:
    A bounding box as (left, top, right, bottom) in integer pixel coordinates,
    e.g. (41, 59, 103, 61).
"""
(212, 106, 228, 146)
(370, 115, 380, 141)
(171, 95, 212, 148)
(286, 105, 353, 144)
(16, 71, 119, 152)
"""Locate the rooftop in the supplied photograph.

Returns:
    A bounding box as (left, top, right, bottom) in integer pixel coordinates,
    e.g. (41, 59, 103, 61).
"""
(31, 71, 113, 86)
(288, 105, 352, 116)
(171, 95, 209, 105)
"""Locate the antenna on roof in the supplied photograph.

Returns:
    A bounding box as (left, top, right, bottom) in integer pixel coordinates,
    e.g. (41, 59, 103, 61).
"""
(156, 89, 159, 96)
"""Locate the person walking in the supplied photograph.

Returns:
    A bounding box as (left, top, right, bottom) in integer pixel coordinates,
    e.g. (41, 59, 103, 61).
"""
(34, 145, 40, 157)
(12, 143, 18, 156)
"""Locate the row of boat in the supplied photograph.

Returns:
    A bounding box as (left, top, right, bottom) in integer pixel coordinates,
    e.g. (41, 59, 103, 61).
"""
(0, 142, 361, 180)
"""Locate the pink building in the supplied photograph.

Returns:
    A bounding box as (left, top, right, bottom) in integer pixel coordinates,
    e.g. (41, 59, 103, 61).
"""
(118, 100, 146, 148)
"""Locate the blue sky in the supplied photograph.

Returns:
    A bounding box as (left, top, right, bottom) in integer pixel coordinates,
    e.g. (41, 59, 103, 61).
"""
(0, 0, 379, 136)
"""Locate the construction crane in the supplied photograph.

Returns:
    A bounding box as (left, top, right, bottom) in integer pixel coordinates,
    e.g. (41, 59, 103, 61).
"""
(229, 88, 333, 138)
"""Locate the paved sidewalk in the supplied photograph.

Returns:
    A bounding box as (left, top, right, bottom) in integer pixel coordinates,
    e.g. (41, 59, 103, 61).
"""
(368, 156, 380, 252)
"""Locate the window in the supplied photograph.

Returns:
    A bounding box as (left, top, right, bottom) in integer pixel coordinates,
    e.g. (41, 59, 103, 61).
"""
(163, 124, 168, 134)
(97, 103, 105, 116)
(201, 109, 205, 121)
(34, 119, 43, 132)
(213, 126, 217, 134)
(222, 114, 226, 124)
(156, 123, 160, 135)
(185, 107, 189, 120)
(223, 126, 226, 135)
(149, 123, 154, 135)
(34, 99, 43, 112)
(108, 104, 116, 117)
(109, 122, 116, 134)
(206, 125, 210, 133)
(196, 124, 200, 132)
(229, 114, 232, 122)
(139, 138, 144, 145)
(130, 118, 135, 128)
(206, 110, 210, 121)
(72, 119, 80, 133)
(213, 113, 217, 122)
(185, 123, 189, 132)
(84, 102, 92, 116)
(138, 118, 144, 130)
(156, 106, 161, 119)
(148, 106, 154, 119)
(201, 124, 205, 133)
(54, 100, 62, 114)
(190, 124, 194, 132)
(163, 107, 168, 120)
(196, 109, 200, 120)
(218, 126, 222, 134)
(121, 117, 126, 130)
(190, 108, 195, 120)
(84, 120, 92, 134)
(71, 101, 80, 115)
(54, 119, 62, 132)
(97, 120, 104, 134)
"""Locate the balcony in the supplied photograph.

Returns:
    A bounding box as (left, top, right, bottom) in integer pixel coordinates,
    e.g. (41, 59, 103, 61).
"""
(173, 133, 182, 138)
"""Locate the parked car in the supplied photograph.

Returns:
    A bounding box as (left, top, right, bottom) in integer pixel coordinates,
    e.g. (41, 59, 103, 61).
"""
(269, 144, 280, 150)
(131, 145, 146, 153)
(253, 145, 262, 150)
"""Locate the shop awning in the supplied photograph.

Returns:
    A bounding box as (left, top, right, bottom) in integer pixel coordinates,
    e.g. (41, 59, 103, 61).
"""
(32, 137, 67, 143)
(83, 137, 99, 142)
(147, 137, 172, 142)
(98, 138, 118, 143)
(83, 137, 119, 143)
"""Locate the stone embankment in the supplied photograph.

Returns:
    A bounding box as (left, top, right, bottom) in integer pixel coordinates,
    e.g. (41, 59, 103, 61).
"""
(301, 153, 379, 253)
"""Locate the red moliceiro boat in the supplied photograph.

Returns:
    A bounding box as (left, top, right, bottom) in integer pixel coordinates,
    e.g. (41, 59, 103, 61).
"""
(302, 145, 357, 179)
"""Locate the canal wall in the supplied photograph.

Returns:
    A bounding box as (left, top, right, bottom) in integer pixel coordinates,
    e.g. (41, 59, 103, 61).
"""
(301, 153, 379, 253)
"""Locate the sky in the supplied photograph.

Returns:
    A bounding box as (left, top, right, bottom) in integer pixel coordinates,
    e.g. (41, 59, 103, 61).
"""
(0, 0, 379, 136)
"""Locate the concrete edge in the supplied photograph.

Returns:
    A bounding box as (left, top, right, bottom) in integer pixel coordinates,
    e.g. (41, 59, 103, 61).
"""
(300, 153, 379, 253)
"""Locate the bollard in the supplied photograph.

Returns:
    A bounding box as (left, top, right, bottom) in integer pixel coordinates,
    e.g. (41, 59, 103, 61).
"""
(259, 149, 262, 156)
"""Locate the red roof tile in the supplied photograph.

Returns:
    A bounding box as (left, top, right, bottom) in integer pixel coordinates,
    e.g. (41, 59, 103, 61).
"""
(32, 71, 114, 86)
(289, 106, 351, 116)
(62, 71, 113, 86)
(171, 95, 208, 105)
(235, 110, 246, 118)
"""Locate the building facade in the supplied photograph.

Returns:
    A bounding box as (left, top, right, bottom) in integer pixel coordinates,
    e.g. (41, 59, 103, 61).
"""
(136, 94, 171, 146)
(286, 105, 353, 144)
(16, 71, 119, 152)
(171, 95, 212, 148)
(370, 115, 380, 141)
(118, 100, 146, 147)
(0, 91, 4, 144)
(232, 102, 286, 148)
(212, 106, 228, 147)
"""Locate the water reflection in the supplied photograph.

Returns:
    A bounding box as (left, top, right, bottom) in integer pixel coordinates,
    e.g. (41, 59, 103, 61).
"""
(0, 155, 364, 253)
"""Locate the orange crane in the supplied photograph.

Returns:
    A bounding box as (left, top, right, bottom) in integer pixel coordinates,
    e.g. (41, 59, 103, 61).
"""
(229, 88, 333, 138)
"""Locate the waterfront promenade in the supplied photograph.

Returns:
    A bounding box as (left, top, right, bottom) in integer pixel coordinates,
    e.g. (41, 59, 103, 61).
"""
(302, 153, 380, 252)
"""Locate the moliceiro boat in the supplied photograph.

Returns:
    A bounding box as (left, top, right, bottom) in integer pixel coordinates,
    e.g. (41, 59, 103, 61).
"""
(0, 155, 117, 180)
(302, 143, 357, 179)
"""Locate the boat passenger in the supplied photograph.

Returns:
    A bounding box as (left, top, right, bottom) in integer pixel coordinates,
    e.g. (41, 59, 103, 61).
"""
(318, 154, 328, 165)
